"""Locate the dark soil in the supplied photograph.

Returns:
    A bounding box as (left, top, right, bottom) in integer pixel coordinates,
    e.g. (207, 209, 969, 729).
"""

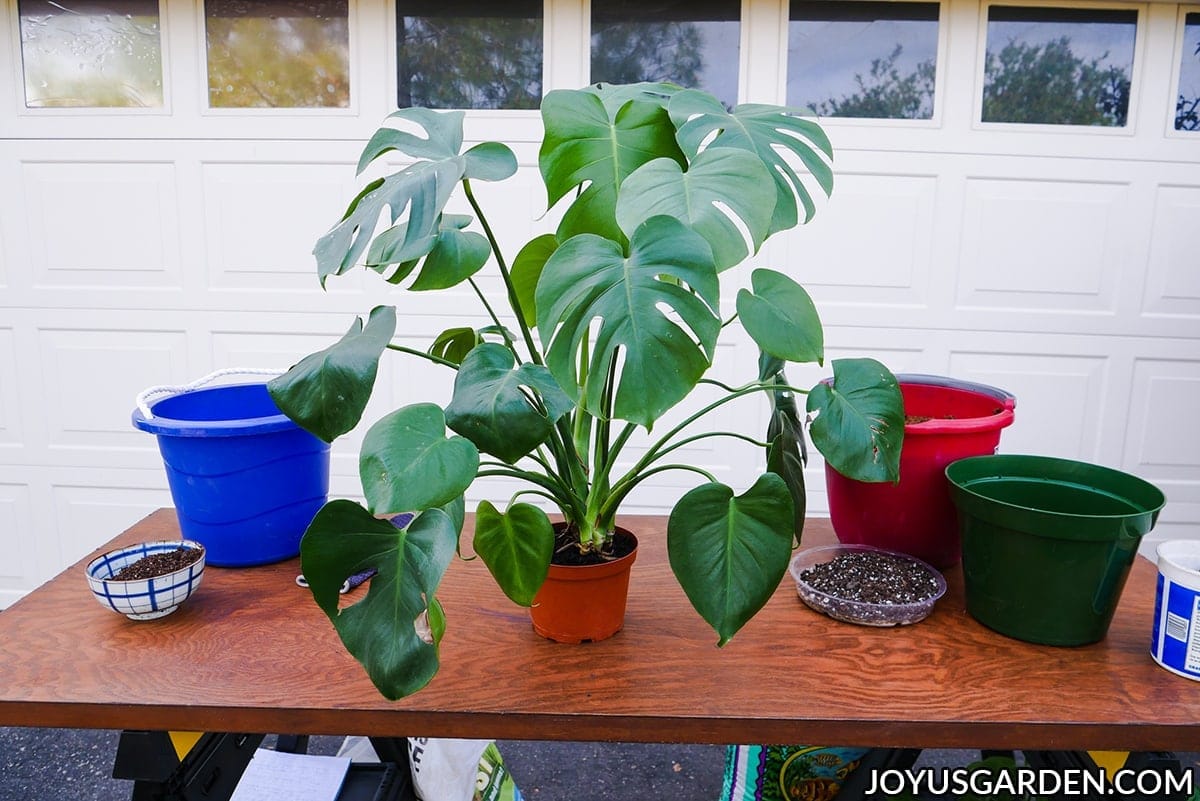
(110, 547, 202, 581)
(800, 551, 940, 605)
(551, 524, 636, 567)
(905, 407, 1004, 425)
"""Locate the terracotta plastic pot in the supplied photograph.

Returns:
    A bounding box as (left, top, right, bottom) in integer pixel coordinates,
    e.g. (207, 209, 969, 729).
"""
(824, 374, 1015, 569)
(529, 527, 638, 644)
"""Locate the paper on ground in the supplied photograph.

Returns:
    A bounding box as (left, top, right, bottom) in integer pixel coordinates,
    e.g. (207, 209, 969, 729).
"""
(229, 748, 351, 801)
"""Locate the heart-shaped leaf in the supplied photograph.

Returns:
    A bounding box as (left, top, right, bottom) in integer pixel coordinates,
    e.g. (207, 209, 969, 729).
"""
(360, 403, 480, 514)
(668, 90, 834, 234)
(299, 499, 457, 699)
(473, 500, 554, 606)
(737, 269, 824, 365)
(268, 306, 396, 443)
(510, 234, 558, 327)
(807, 358, 904, 483)
(536, 216, 719, 427)
(462, 141, 518, 182)
(667, 474, 795, 645)
(616, 149, 774, 271)
(406, 223, 491, 291)
(444, 343, 574, 463)
(539, 87, 685, 243)
(429, 327, 481, 365)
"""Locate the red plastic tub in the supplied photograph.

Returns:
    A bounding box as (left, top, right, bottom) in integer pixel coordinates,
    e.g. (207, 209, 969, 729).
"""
(824, 374, 1015, 568)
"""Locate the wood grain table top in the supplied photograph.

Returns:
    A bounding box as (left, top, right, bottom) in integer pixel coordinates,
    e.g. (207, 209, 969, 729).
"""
(0, 509, 1196, 750)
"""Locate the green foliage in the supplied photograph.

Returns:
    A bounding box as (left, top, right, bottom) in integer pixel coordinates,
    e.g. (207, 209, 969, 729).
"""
(272, 83, 904, 699)
(983, 37, 1130, 126)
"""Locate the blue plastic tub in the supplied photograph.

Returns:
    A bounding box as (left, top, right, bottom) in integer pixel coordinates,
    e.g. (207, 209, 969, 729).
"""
(133, 383, 330, 567)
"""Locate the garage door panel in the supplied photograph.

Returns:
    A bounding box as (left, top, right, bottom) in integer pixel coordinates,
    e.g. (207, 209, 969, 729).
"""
(21, 160, 183, 289)
(51, 482, 172, 570)
(1143, 183, 1200, 318)
(1127, 359, 1200, 479)
(0, 481, 37, 602)
(958, 177, 1128, 312)
(0, 328, 22, 452)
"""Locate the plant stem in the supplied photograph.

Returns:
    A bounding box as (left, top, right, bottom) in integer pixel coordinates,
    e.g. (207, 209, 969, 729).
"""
(476, 468, 581, 517)
(386, 343, 458, 369)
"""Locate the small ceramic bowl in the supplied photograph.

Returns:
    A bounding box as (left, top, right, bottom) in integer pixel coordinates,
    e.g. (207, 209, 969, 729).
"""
(789, 543, 946, 627)
(85, 540, 206, 620)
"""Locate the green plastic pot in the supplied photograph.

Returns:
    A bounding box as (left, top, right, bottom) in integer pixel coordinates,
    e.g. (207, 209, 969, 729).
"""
(946, 454, 1166, 646)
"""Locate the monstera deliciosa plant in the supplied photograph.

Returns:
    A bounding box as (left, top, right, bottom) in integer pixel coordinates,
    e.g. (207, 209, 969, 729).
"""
(269, 82, 904, 700)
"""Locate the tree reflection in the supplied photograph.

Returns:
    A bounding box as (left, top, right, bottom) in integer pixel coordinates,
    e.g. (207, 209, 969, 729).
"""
(983, 37, 1130, 126)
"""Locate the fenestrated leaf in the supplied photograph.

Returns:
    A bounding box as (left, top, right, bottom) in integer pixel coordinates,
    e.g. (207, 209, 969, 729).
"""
(473, 500, 554, 606)
(667, 474, 795, 646)
(765, 372, 807, 540)
(444, 343, 574, 463)
(737, 268, 824, 365)
(807, 358, 904, 483)
(356, 108, 465, 172)
(535, 216, 720, 427)
(668, 90, 835, 235)
(539, 86, 685, 243)
(429, 327, 480, 365)
(359, 403, 480, 514)
(510, 234, 558, 327)
(268, 306, 396, 443)
(616, 150, 774, 271)
(299, 499, 457, 699)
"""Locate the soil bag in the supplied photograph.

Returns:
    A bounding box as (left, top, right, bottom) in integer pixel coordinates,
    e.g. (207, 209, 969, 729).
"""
(721, 744, 868, 801)
(338, 736, 522, 801)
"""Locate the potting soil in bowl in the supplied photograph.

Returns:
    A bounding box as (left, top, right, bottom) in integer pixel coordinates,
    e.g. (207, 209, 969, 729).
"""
(946, 454, 1165, 646)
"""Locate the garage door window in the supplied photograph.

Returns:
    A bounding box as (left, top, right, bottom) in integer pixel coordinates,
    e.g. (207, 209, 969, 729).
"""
(205, 0, 349, 109)
(590, 0, 741, 110)
(982, 5, 1136, 126)
(1177, 11, 1200, 130)
(787, 0, 940, 120)
(17, 0, 163, 108)
(396, 0, 542, 110)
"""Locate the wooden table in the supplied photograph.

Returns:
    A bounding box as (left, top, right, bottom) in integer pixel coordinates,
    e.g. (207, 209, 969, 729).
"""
(0, 509, 1196, 752)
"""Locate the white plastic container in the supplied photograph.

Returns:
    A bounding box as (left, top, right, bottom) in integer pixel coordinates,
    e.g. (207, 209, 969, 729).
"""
(1151, 540, 1200, 681)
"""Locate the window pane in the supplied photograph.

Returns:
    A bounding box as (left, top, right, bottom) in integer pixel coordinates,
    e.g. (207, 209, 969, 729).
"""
(397, 1, 543, 110)
(206, 0, 349, 109)
(18, 0, 162, 108)
(1177, 12, 1200, 131)
(788, 1, 939, 120)
(591, 0, 740, 110)
(982, 6, 1136, 126)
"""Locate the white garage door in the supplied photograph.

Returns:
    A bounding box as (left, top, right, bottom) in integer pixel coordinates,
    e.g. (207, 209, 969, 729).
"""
(1, 0, 1197, 606)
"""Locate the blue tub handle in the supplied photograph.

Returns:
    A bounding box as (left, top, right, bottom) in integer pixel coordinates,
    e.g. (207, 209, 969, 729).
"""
(136, 367, 286, 419)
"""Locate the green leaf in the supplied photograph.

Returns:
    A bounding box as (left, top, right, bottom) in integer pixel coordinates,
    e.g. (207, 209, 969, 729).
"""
(539, 87, 685, 243)
(765, 374, 807, 541)
(667, 474, 795, 646)
(736, 269, 824, 365)
(268, 306, 396, 443)
(473, 500, 554, 606)
(510, 235, 558, 327)
(429, 327, 481, 365)
(668, 90, 835, 234)
(616, 149, 774, 271)
(359, 403, 480, 514)
(406, 224, 491, 291)
(463, 141, 518, 181)
(299, 500, 457, 700)
(536, 216, 720, 427)
(356, 108, 465, 172)
(807, 358, 904, 483)
(444, 343, 574, 463)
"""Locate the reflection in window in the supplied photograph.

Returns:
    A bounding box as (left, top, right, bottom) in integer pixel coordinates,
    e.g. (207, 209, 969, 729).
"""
(983, 6, 1136, 126)
(1177, 13, 1200, 131)
(591, 0, 740, 110)
(206, 0, 349, 108)
(397, 1, 542, 110)
(18, 0, 162, 108)
(788, 1, 939, 119)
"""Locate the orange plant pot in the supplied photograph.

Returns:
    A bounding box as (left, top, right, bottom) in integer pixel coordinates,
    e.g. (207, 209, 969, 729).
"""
(529, 528, 638, 644)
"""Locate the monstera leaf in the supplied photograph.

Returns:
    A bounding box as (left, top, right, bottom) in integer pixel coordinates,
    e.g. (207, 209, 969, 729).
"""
(667, 474, 795, 645)
(539, 86, 685, 243)
(509, 234, 558, 327)
(300, 500, 457, 700)
(765, 370, 808, 540)
(737, 269, 824, 365)
(668, 90, 834, 235)
(807, 358, 904, 483)
(315, 109, 515, 286)
(268, 306, 396, 443)
(359, 404, 480, 515)
(444, 343, 574, 463)
(473, 500, 555, 607)
(536, 215, 720, 427)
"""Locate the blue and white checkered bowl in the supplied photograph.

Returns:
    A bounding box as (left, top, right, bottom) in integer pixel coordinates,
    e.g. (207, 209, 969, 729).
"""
(85, 540, 205, 620)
